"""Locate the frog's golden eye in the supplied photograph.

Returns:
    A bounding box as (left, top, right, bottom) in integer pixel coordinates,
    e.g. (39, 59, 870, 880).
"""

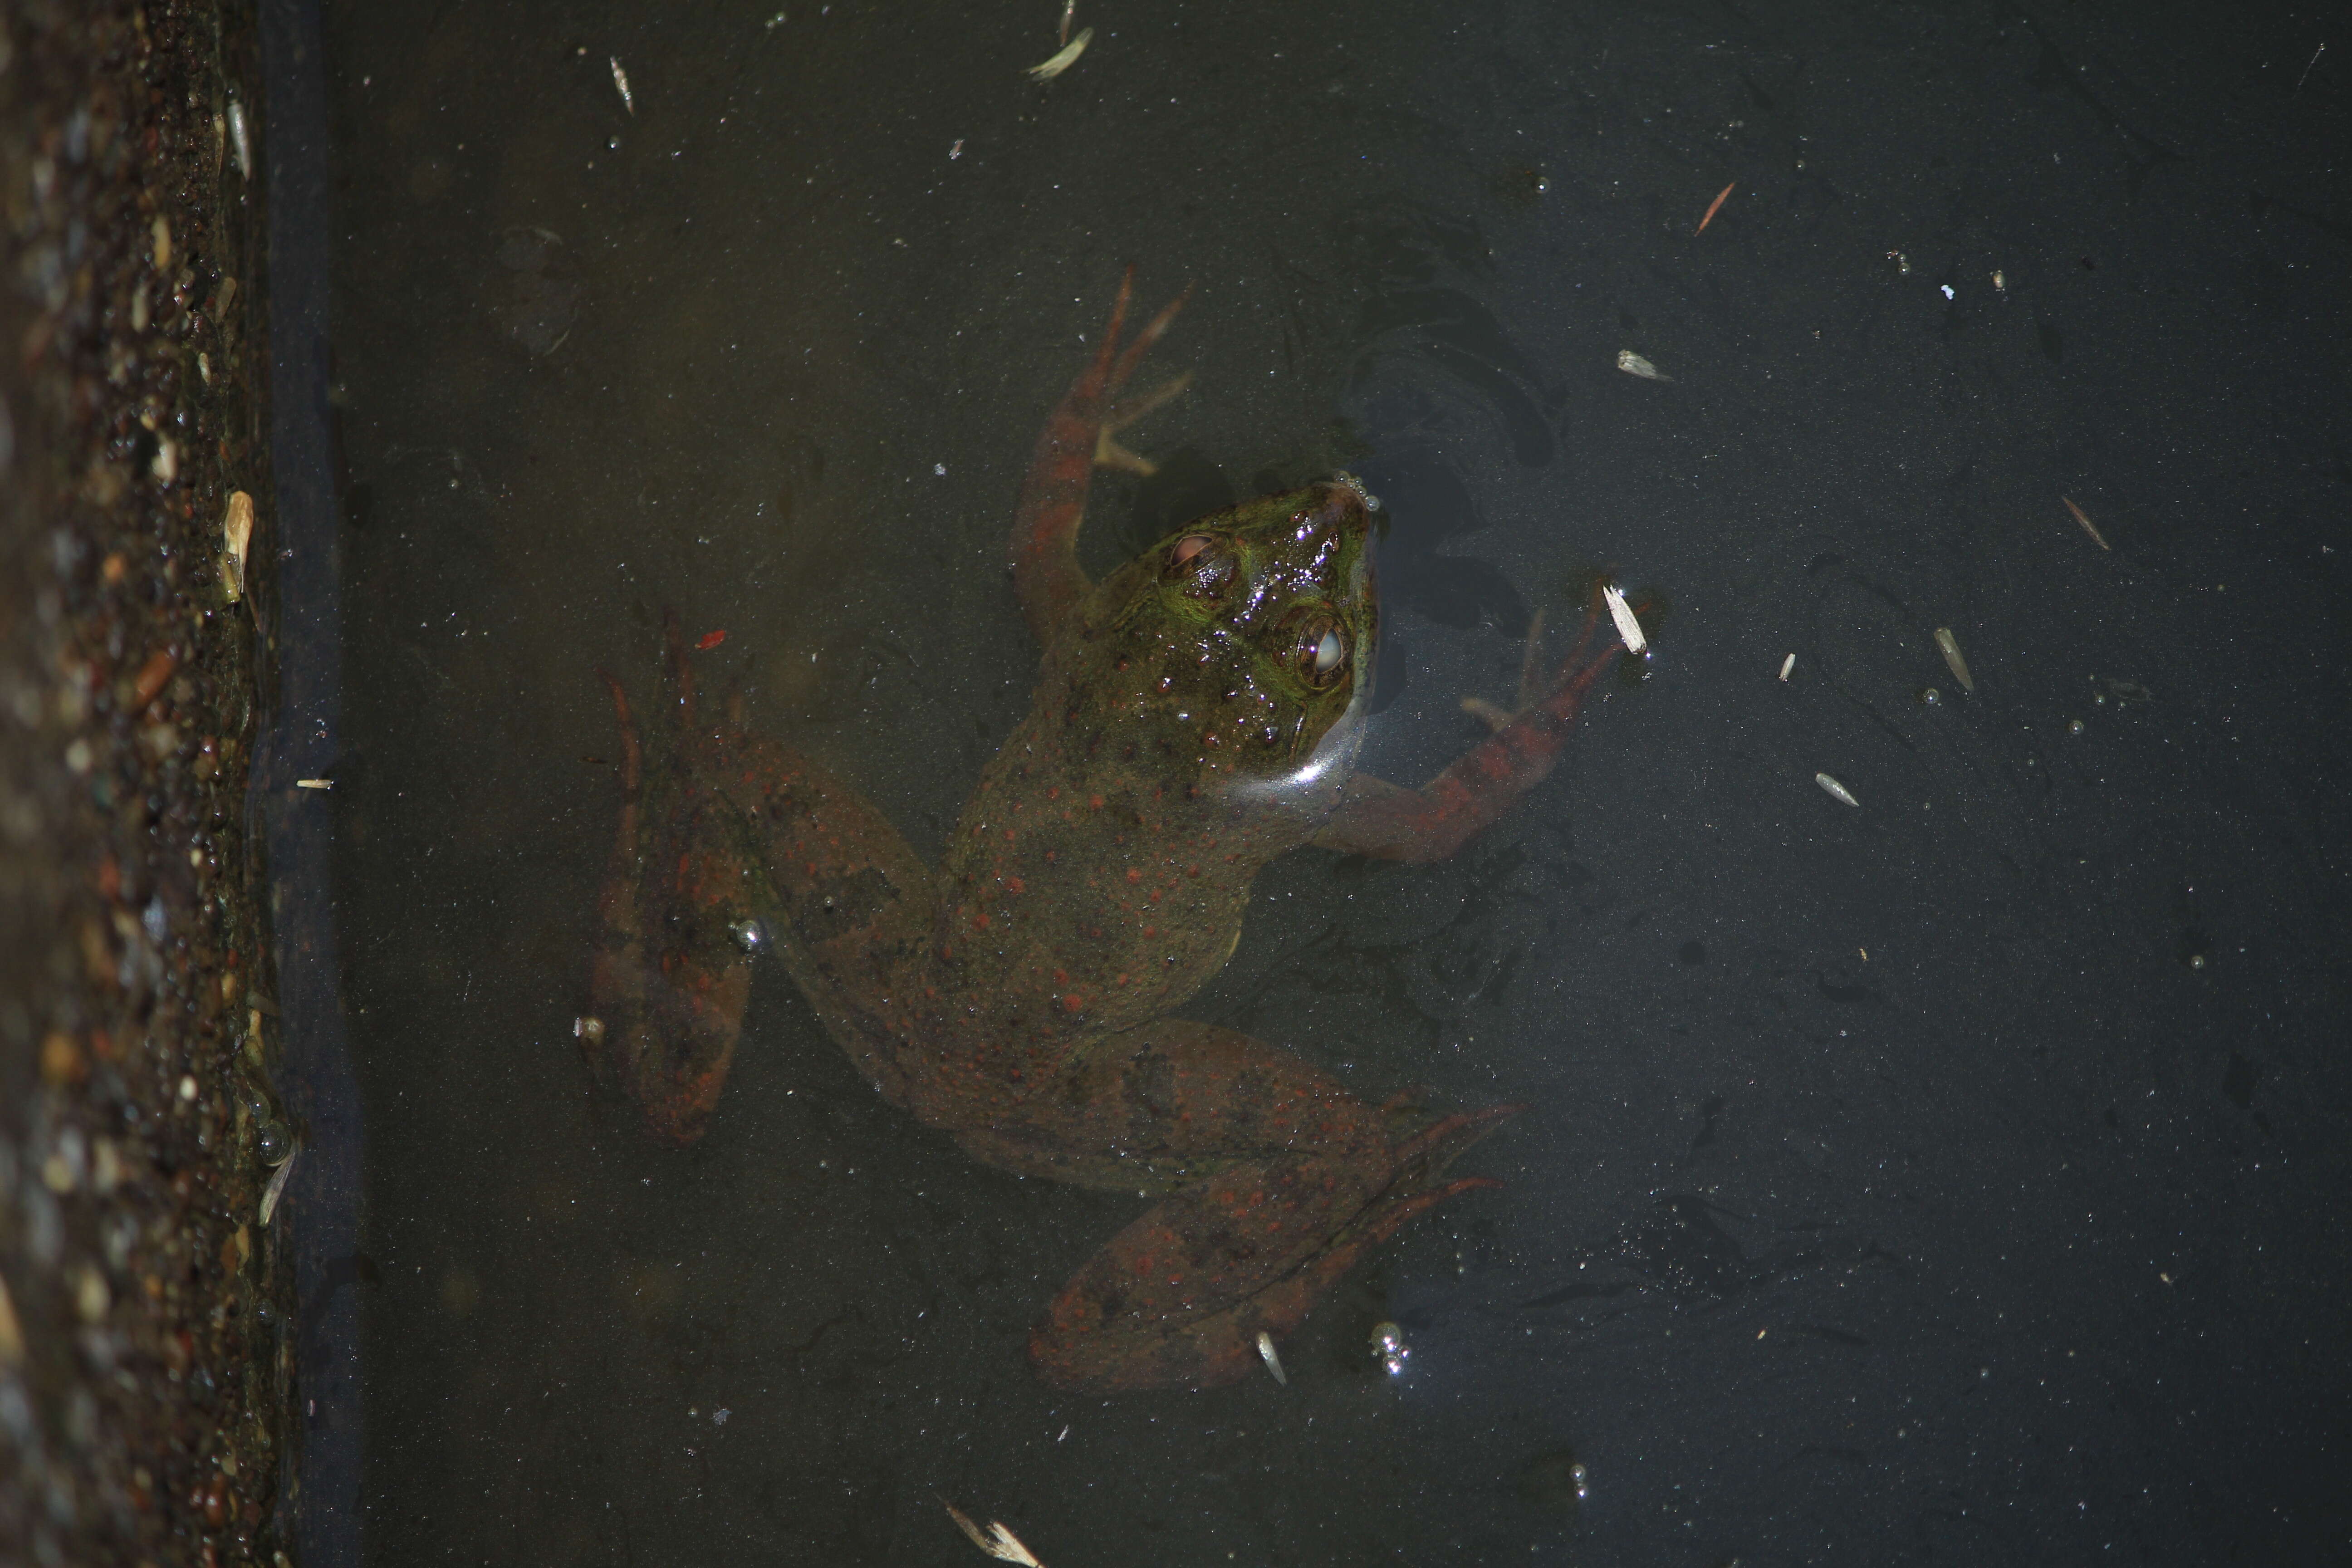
(1285, 611, 1349, 689)
(1166, 534, 1238, 599)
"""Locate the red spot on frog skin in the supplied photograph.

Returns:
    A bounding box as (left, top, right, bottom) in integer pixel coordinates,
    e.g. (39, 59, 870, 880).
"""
(695, 629, 727, 650)
(1126, 868, 1143, 882)
(1005, 877, 1025, 894)
(970, 911, 991, 930)
(1089, 794, 1105, 809)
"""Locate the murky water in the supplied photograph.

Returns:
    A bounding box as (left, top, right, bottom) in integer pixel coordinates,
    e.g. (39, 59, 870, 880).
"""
(320, 0, 2349, 1561)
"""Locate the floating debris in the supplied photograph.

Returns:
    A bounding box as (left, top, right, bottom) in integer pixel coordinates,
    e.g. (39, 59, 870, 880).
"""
(1992, 269, 2007, 292)
(2063, 495, 2110, 550)
(1615, 349, 1670, 382)
(2294, 39, 2326, 93)
(227, 99, 250, 179)
(949, 137, 965, 160)
(573, 1015, 607, 1044)
(2092, 675, 2151, 707)
(1933, 627, 1974, 692)
(260, 1147, 299, 1225)
(1256, 1330, 1287, 1385)
(1027, 26, 1092, 81)
(222, 490, 255, 602)
(1057, 0, 1077, 46)
(941, 1497, 1048, 1566)
(1372, 1320, 1411, 1375)
(1815, 772, 1860, 808)
(1778, 652, 1795, 682)
(0, 1274, 21, 1367)
(295, 778, 333, 790)
(1940, 283, 1955, 300)
(609, 56, 635, 114)
(696, 628, 727, 651)
(1887, 249, 1911, 275)
(1602, 583, 1648, 655)
(1694, 181, 1735, 235)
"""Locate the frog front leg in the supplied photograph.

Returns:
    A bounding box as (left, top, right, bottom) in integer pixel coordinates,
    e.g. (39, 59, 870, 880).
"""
(961, 1019, 1516, 1391)
(1009, 268, 1190, 646)
(1314, 592, 1621, 862)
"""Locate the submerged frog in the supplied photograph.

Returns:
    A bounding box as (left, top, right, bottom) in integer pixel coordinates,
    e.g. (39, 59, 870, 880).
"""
(585, 274, 1620, 1391)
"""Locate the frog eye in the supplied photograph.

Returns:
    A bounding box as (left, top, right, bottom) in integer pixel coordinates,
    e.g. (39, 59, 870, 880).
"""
(1166, 534, 1238, 598)
(1287, 612, 1349, 688)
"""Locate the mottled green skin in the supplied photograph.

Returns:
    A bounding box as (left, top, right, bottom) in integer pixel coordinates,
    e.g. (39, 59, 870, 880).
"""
(907, 483, 1376, 1132)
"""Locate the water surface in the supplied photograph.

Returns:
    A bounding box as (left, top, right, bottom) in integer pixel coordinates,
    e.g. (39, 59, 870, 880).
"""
(323, 0, 2350, 1560)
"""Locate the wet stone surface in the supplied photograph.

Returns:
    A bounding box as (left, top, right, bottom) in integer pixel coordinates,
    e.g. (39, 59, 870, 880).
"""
(0, 2, 295, 1564)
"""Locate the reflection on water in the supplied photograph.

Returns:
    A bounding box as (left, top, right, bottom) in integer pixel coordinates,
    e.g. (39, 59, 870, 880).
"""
(325, 0, 2349, 1561)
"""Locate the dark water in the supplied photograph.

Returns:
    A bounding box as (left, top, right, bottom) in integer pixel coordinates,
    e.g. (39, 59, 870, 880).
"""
(318, 0, 2349, 1561)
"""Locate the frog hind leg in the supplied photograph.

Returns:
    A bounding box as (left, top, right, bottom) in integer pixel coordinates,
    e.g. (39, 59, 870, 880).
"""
(706, 731, 934, 1112)
(1009, 267, 1191, 647)
(585, 622, 755, 1144)
(1002, 1019, 1518, 1392)
(587, 617, 934, 1140)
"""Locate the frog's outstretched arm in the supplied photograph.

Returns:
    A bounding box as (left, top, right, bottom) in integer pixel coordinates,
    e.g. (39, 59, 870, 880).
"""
(1009, 268, 1188, 647)
(1313, 594, 1617, 863)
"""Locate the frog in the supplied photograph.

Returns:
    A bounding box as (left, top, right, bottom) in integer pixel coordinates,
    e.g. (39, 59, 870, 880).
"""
(583, 272, 1622, 1391)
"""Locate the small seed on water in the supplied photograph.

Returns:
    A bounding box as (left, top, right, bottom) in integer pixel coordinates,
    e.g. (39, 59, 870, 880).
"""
(1602, 584, 1647, 655)
(1816, 772, 1860, 807)
(1027, 26, 1092, 81)
(260, 1147, 299, 1225)
(1933, 627, 1974, 692)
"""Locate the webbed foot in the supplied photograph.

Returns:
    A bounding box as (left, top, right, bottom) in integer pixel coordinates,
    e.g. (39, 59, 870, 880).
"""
(1001, 1020, 1519, 1391)
(583, 614, 760, 1144)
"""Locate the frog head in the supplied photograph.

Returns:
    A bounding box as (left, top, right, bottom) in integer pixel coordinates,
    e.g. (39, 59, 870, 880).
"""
(1062, 476, 1379, 804)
